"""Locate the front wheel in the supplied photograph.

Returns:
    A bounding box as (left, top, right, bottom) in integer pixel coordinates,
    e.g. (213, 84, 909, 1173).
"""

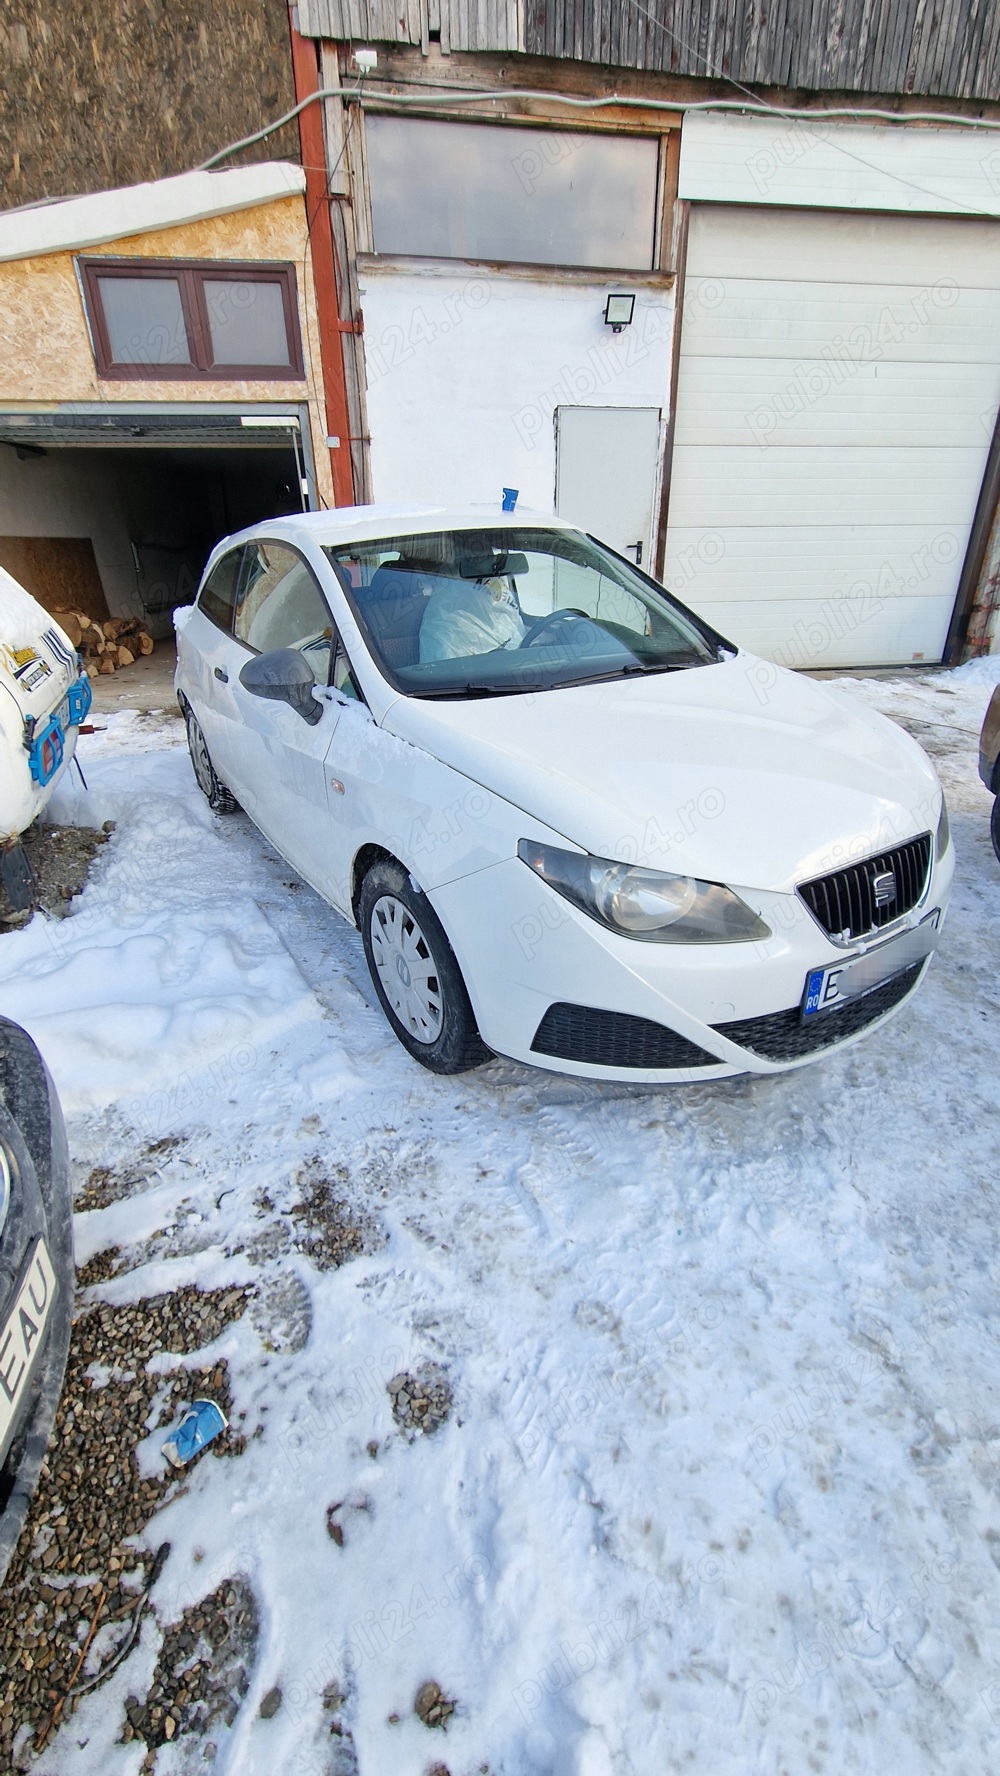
(358, 859, 491, 1073)
(181, 702, 238, 815)
(991, 793, 1000, 864)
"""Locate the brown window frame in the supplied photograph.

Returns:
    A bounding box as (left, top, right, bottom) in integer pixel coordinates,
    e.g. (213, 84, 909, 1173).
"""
(79, 257, 305, 381)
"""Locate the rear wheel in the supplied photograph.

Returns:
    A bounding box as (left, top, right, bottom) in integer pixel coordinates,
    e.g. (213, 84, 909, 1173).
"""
(991, 793, 1000, 864)
(358, 859, 491, 1073)
(181, 703, 238, 815)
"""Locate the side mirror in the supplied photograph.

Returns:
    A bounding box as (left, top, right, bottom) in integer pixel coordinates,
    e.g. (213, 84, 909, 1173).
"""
(239, 648, 322, 724)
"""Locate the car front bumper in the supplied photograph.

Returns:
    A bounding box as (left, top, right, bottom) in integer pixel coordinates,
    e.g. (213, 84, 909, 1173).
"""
(430, 843, 955, 1083)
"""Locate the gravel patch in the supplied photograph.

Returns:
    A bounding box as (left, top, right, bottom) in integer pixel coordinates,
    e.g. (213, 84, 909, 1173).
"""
(1, 822, 112, 932)
(75, 1137, 186, 1213)
(288, 1160, 379, 1273)
(387, 1364, 452, 1438)
(122, 1575, 258, 1752)
(0, 1284, 248, 1766)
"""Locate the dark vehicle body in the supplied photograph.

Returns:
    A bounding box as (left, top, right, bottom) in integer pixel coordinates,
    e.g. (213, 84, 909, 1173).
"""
(979, 683, 1000, 863)
(0, 1018, 73, 1584)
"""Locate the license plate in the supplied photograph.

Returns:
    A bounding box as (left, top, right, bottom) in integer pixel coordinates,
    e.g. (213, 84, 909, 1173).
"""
(802, 912, 940, 1021)
(0, 1239, 57, 1467)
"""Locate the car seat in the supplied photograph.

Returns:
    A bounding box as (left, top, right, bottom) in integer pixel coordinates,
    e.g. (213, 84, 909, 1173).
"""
(360, 565, 437, 671)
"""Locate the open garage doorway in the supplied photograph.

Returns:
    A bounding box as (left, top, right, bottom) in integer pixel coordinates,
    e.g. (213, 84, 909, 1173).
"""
(0, 407, 315, 646)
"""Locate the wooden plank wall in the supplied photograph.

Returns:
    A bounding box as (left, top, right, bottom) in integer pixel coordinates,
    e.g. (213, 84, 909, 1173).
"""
(2, 2, 300, 210)
(299, 0, 522, 51)
(299, 0, 1000, 101)
(524, 0, 1000, 101)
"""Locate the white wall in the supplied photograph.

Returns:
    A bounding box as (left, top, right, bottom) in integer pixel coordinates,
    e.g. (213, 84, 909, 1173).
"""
(357, 263, 675, 516)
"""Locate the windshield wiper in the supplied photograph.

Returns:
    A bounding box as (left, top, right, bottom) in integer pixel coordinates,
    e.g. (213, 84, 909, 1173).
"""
(417, 683, 531, 700)
(553, 659, 704, 690)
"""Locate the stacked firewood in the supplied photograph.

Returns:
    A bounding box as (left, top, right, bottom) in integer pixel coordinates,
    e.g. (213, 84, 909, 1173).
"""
(51, 611, 155, 674)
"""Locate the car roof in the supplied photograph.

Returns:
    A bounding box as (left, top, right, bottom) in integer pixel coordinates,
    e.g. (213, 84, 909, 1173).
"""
(215, 504, 581, 555)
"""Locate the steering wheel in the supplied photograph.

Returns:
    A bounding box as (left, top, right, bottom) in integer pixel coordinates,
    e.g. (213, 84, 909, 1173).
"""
(519, 608, 591, 649)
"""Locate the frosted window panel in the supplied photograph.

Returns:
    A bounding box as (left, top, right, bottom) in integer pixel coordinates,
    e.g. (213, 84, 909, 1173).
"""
(206, 280, 291, 366)
(98, 276, 189, 364)
(367, 116, 658, 270)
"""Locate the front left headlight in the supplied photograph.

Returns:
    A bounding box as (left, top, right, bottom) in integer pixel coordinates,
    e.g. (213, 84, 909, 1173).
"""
(936, 793, 950, 859)
(517, 840, 772, 943)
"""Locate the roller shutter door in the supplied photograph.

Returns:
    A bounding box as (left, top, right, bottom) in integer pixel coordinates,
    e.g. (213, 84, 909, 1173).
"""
(664, 204, 1000, 667)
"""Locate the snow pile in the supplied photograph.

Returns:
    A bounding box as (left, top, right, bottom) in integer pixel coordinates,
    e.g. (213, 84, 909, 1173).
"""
(943, 650, 1000, 688)
(0, 682, 998, 1774)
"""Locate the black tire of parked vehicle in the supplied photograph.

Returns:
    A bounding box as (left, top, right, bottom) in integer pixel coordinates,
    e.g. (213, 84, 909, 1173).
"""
(0, 1018, 73, 1587)
(180, 701, 239, 815)
(992, 793, 1000, 864)
(358, 859, 492, 1074)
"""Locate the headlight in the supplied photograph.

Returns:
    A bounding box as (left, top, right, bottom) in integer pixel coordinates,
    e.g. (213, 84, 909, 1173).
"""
(517, 840, 771, 943)
(936, 793, 950, 859)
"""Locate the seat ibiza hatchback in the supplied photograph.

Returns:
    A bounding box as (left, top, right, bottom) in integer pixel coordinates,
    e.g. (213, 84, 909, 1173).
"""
(175, 507, 953, 1081)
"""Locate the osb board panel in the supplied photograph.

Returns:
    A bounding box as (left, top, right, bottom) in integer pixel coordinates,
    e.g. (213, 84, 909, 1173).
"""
(2, 1, 299, 209)
(0, 536, 109, 621)
(0, 197, 324, 409)
(100, 198, 310, 264)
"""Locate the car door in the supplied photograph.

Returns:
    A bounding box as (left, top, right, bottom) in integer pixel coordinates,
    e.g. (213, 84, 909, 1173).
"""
(178, 546, 245, 783)
(227, 538, 355, 900)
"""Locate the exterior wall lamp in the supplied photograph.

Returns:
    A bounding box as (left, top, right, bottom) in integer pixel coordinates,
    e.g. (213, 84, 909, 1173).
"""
(604, 294, 636, 333)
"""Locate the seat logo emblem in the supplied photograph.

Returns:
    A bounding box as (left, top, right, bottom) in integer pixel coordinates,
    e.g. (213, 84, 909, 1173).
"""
(872, 869, 897, 908)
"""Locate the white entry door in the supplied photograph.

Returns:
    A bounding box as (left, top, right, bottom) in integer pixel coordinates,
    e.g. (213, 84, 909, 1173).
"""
(556, 406, 662, 569)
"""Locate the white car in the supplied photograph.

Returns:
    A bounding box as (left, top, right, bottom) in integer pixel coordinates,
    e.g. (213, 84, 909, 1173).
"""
(174, 507, 953, 1082)
(1, 568, 91, 890)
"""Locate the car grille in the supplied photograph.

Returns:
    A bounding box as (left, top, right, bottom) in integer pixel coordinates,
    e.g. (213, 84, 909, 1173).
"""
(531, 1003, 718, 1070)
(797, 834, 932, 942)
(713, 962, 924, 1062)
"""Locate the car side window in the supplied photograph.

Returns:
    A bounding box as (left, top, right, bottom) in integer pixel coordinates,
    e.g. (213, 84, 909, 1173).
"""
(198, 547, 243, 633)
(234, 540, 333, 681)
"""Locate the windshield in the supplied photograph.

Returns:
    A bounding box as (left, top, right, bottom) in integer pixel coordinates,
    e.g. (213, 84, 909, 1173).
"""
(323, 527, 723, 698)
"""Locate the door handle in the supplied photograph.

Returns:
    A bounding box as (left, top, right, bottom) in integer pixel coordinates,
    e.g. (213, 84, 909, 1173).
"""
(214, 666, 229, 683)
(629, 541, 643, 566)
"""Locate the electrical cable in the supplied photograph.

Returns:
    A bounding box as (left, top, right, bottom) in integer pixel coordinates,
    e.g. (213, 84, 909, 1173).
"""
(198, 84, 1000, 179)
(196, 76, 1000, 221)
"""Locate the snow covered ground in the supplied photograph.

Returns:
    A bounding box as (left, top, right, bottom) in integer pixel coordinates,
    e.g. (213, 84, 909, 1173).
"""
(1, 662, 999, 1776)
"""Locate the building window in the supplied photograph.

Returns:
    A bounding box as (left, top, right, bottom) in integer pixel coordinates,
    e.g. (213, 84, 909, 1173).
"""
(79, 259, 305, 380)
(365, 116, 660, 272)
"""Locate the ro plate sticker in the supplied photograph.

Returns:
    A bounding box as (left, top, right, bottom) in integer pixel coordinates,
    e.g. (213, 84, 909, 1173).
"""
(803, 969, 827, 1016)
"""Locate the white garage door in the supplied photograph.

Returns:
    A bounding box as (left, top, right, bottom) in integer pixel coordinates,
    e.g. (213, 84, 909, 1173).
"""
(664, 204, 1000, 667)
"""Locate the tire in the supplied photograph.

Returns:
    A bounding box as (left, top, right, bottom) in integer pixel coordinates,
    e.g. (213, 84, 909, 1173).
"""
(182, 702, 239, 815)
(358, 859, 491, 1074)
(992, 793, 1000, 865)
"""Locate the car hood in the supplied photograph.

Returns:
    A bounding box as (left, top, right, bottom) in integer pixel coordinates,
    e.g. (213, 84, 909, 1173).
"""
(382, 656, 941, 892)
